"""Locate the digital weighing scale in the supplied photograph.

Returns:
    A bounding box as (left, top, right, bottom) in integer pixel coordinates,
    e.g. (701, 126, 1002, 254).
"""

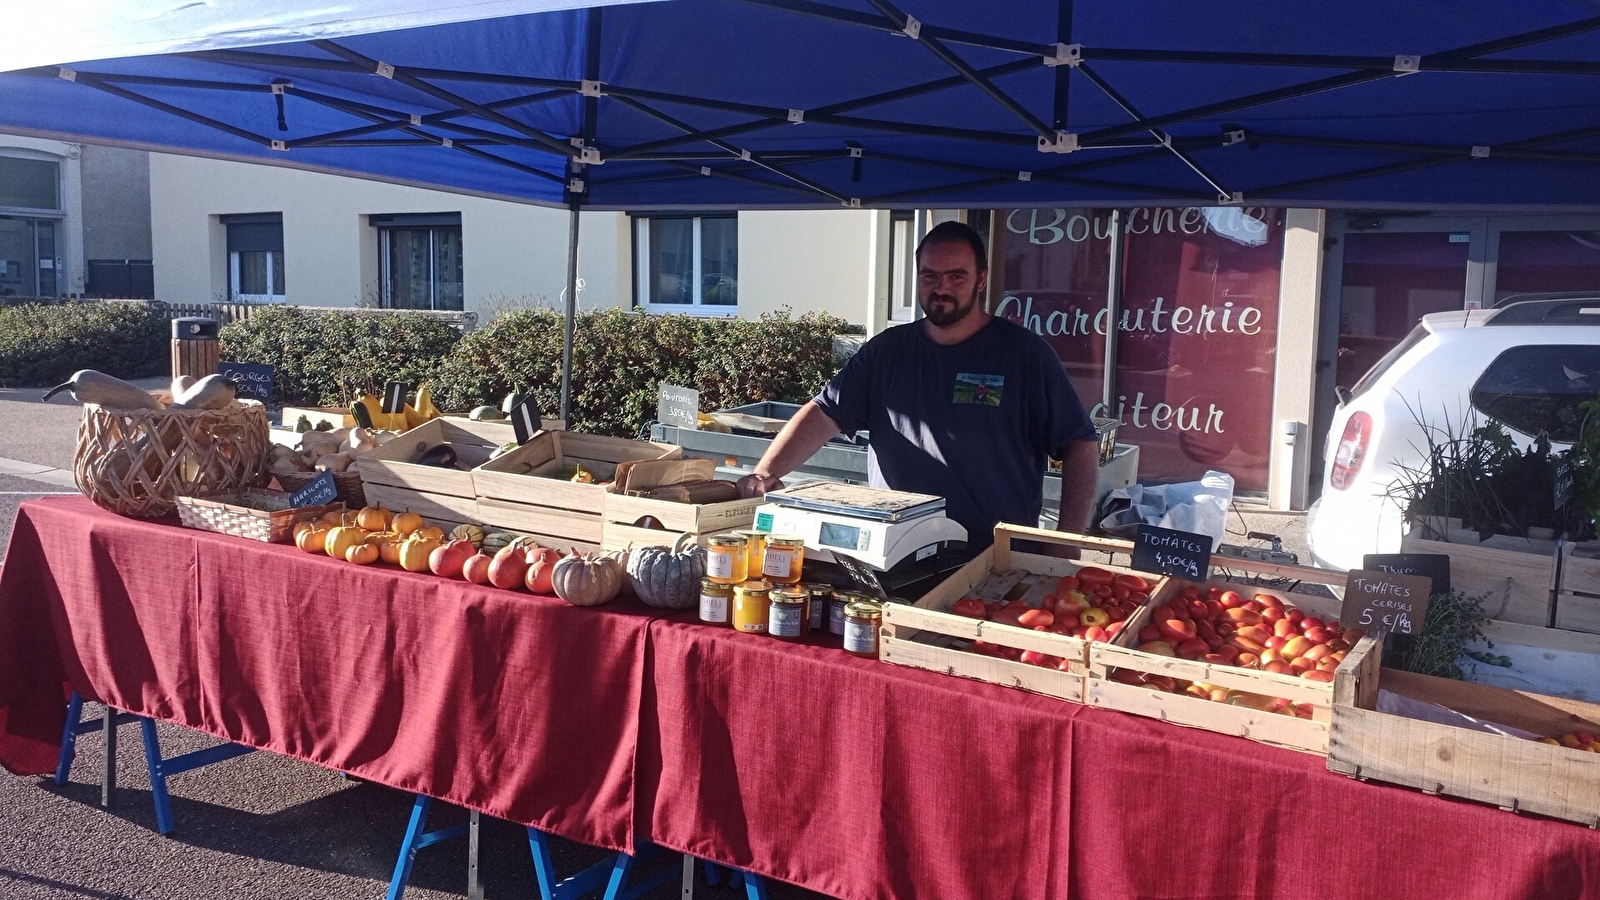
(754, 482, 970, 600)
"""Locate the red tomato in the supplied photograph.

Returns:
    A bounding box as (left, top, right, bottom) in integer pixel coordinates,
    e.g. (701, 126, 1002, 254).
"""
(1107, 606, 1128, 623)
(985, 600, 1006, 617)
(1179, 584, 1202, 600)
(1203, 599, 1225, 621)
(1017, 608, 1055, 629)
(1056, 575, 1080, 594)
(991, 601, 1031, 627)
(951, 597, 988, 619)
(1194, 619, 1217, 641)
(1157, 617, 1197, 643)
(1219, 590, 1246, 609)
(1138, 624, 1163, 643)
(1188, 599, 1210, 620)
(1175, 639, 1210, 659)
(1112, 584, 1131, 601)
(1075, 566, 1115, 586)
(1113, 573, 1150, 592)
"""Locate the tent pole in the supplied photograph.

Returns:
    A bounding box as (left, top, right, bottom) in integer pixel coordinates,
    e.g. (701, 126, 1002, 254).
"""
(561, 202, 579, 425)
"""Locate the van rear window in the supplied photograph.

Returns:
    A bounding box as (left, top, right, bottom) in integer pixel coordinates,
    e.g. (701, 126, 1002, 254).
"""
(1349, 324, 1427, 400)
(1470, 345, 1600, 443)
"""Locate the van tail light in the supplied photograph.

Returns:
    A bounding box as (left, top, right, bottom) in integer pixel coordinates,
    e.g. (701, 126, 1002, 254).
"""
(1329, 412, 1373, 491)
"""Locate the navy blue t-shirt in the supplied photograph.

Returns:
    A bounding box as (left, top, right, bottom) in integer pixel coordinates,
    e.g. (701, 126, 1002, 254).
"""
(813, 317, 1095, 549)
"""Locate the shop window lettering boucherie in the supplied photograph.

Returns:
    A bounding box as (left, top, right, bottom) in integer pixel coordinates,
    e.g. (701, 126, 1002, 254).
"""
(1005, 207, 1271, 246)
(994, 206, 1284, 492)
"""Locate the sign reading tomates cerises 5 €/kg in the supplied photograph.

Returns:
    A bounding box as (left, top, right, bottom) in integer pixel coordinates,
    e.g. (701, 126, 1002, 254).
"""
(1130, 524, 1212, 580)
(1339, 569, 1432, 635)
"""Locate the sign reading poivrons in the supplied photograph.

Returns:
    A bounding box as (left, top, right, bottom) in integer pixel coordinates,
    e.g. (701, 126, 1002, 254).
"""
(1339, 569, 1433, 635)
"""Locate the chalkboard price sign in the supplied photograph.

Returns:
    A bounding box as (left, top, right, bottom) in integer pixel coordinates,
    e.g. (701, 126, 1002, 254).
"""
(1339, 569, 1433, 635)
(657, 383, 700, 430)
(1361, 553, 1450, 597)
(1131, 525, 1212, 581)
(218, 362, 274, 402)
(382, 381, 414, 415)
(510, 395, 544, 445)
(289, 471, 339, 508)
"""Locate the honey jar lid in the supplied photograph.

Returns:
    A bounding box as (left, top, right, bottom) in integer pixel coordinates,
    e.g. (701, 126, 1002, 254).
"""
(700, 576, 733, 591)
(734, 580, 771, 596)
(707, 534, 748, 548)
(770, 587, 809, 602)
(844, 599, 883, 620)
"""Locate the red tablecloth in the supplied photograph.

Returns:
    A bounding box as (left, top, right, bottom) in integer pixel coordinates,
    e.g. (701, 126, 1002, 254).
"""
(0, 497, 650, 851)
(6, 496, 1600, 899)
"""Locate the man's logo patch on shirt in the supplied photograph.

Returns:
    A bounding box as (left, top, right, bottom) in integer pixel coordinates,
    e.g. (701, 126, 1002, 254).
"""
(953, 372, 1003, 406)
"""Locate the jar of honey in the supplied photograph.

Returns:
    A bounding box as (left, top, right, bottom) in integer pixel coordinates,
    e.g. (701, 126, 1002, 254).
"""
(804, 583, 832, 633)
(733, 530, 767, 579)
(768, 587, 810, 641)
(699, 577, 733, 626)
(760, 535, 806, 584)
(705, 534, 748, 585)
(828, 590, 860, 637)
(843, 599, 884, 658)
(732, 580, 771, 634)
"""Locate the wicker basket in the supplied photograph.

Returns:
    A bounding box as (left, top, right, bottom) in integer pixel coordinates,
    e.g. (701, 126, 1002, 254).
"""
(272, 467, 367, 508)
(75, 401, 271, 518)
(175, 488, 343, 543)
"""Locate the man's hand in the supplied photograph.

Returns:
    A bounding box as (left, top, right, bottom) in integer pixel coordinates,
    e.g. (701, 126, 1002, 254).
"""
(737, 471, 785, 498)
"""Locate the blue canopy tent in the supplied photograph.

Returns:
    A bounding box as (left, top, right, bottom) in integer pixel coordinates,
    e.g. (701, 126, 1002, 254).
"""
(6, 0, 1600, 415)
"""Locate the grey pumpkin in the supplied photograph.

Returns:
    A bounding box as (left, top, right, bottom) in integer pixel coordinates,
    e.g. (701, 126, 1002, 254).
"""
(626, 533, 708, 609)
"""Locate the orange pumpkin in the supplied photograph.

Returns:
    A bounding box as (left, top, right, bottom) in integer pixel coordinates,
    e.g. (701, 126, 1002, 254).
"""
(391, 511, 425, 535)
(398, 536, 439, 573)
(414, 525, 446, 543)
(345, 541, 380, 565)
(294, 525, 328, 554)
(355, 505, 393, 531)
(324, 525, 369, 560)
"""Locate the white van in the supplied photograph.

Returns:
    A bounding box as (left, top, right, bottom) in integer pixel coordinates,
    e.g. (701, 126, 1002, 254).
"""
(1307, 294, 1600, 571)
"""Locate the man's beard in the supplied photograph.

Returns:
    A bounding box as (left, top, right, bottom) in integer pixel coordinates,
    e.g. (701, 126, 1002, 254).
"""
(919, 288, 978, 328)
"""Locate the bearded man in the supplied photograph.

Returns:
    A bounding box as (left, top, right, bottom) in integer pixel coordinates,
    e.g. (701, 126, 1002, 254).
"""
(737, 221, 1100, 551)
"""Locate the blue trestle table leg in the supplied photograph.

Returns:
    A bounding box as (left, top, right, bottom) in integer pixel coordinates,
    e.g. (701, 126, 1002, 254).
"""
(54, 692, 150, 804)
(386, 795, 470, 900)
(137, 717, 255, 835)
(703, 862, 770, 900)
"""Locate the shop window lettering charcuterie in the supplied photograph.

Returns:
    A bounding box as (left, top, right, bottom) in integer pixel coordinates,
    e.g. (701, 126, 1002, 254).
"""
(995, 206, 1284, 492)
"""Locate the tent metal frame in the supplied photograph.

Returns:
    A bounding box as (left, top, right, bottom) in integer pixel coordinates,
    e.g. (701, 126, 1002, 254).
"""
(25, 3, 1600, 213)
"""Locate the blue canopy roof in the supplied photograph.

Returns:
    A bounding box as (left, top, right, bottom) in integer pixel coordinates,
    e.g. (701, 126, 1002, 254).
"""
(5, 0, 1600, 210)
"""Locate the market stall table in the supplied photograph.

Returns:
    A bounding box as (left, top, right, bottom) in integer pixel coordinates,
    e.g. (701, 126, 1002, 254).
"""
(0, 496, 650, 851)
(5, 496, 1600, 900)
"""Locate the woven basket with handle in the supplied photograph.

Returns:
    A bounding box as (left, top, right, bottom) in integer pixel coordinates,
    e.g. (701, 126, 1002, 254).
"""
(75, 400, 271, 518)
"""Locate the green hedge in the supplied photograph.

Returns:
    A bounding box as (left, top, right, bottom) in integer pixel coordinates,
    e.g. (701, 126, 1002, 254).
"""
(429, 308, 850, 436)
(218, 305, 851, 436)
(219, 306, 463, 407)
(0, 301, 167, 387)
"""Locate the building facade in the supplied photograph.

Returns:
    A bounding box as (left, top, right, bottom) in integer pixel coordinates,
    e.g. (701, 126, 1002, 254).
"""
(12, 142, 1600, 511)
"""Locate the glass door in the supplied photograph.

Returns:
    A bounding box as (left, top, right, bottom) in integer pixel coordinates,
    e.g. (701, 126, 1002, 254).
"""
(1313, 215, 1486, 495)
(35, 219, 56, 297)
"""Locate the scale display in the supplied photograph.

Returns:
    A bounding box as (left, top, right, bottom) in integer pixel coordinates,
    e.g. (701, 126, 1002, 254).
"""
(819, 520, 870, 552)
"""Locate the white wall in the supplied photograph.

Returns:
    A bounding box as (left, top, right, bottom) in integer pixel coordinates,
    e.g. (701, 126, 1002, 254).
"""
(735, 209, 879, 323)
(148, 155, 626, 314)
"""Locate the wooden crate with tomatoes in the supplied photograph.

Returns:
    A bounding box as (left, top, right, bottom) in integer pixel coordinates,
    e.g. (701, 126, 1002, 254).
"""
(1086, 569, 1382, 755)
(879, 524, 1170, 705)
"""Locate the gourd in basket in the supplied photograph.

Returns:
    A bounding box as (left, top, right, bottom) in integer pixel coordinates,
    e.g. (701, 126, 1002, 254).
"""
(58, 370, 270, 519)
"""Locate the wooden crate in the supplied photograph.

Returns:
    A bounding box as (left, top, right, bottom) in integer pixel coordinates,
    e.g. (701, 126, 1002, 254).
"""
(473, 432, 681, 547)
(1555, 544, 1600, 632)
(359, 483, 481, 530)
(1085, 566, 1379, 755)
(879, 524, 1172, 706)
(601, 493, 764, 552)
(1400, 530, 1557, 627)
(282, 407, 560, 434)
(1328, 627, 1600, 826)
(357, 418, 511, 499)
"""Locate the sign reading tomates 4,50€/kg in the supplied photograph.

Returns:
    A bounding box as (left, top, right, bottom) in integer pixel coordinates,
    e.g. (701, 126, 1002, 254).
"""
(1339, 569, 1432, 635)
(1131, 524, 1212, 581)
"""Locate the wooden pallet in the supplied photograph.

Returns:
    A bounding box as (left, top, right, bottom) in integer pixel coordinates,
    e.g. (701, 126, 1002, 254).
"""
(1328, 626, 1600, 827)
(1400, 530, 1557, 627)
(879, 524, 1171, 706)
